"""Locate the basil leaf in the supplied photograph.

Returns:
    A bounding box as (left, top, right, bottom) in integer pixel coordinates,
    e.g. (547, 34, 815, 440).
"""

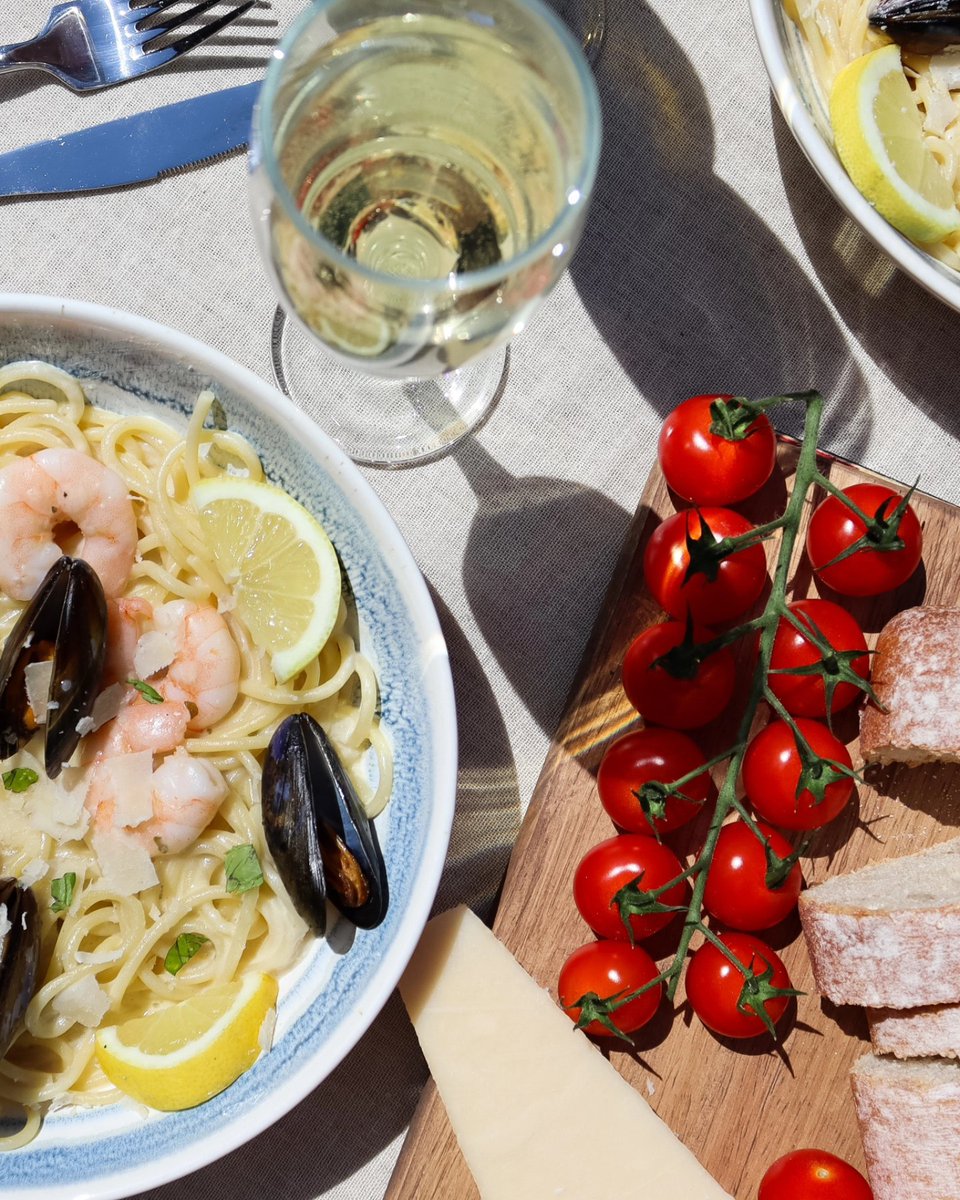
(2, 767, 39, 793)
(164, 932, 210, 976)
(50, 872, 77, 914)
(128, 678, 164, 704)
(225, 844, 264, 894)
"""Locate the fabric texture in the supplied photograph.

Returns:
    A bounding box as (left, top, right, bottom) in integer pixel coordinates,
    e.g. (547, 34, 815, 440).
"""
(2, 0, 959, 1195)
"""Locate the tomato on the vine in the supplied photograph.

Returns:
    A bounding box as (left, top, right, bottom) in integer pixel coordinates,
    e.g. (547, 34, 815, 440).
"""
(643, 507, 767, 624)
(685, 931, 795, 1039)
(658, 393, 778, 506)
(622, 621, 736, 730)
(597, 727, 717, 836)
(768, 599, 869, 718)
(557, 940, 662, 1039)
(573, 834, 689, 942)
(702, 819, 803, 930)
(759, 1149, 874, 1200)
(741, 718, 854, 831)
(806, 482, 922, 598)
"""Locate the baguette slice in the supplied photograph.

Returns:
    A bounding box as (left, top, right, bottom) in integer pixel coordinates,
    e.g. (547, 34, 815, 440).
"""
(860, 606, 960, 765)
(869, 1003, 960, 1060)
(799, 837, 960, 1006)
(851, 1054, 960, 1200)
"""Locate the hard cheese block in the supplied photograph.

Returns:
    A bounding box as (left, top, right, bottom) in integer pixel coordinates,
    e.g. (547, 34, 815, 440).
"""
(399, 905, 732, 1200)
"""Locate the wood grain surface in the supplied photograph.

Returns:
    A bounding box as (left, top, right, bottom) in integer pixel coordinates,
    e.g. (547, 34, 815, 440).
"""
(386, 440, 960, 1200)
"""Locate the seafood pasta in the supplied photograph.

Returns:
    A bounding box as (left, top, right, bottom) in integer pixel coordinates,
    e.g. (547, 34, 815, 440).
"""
(786, 0, 960, 266)
(0, 360, 391, 1146)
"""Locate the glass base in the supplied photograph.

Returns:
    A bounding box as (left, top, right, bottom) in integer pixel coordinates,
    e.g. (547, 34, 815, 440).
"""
(271, 308, 509, 468)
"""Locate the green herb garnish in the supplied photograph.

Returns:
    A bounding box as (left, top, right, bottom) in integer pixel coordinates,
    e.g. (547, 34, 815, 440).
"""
(163, 933, 210, 976)
(128, 679, 164, 704)
(50, 872, 77, 913)
(3, 767, 38, 793)
(224, 844, 264, 895)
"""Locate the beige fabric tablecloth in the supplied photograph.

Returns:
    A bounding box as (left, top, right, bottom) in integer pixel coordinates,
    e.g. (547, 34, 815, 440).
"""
(2, 0, 959, 1196)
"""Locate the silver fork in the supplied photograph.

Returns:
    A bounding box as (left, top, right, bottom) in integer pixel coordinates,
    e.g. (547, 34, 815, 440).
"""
(0, 0, 256, 92)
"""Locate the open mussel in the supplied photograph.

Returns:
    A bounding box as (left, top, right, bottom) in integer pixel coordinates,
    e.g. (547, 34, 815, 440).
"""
(0, 879, 40, 1059)
(262, 713, 388, 937)
(0, 556, 107, 778)
(871, 0, 960, 52)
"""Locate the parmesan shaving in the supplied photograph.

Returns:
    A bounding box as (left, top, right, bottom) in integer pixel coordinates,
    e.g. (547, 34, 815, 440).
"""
(134, 630, 175, 679)
(23, 660, 53, 726)
(91, 829, 158, 896)
(0, 903, 10, 943)
(51, 976, 110, 1028)
(87, 683, 126, 733)
(103, 752, 154, 827)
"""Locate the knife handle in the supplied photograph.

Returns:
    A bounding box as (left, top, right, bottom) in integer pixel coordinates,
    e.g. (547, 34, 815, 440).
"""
(0, 9, 97, 88)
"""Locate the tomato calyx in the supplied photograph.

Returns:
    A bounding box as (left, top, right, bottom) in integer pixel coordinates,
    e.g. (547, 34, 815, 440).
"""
(762, 834, 807, 891)
(651, 615, 747, 681)
(733, 956, 801, 1039)
(787, 726, 860, 808)
(633, 779, 699, 831)
(767, 606, 878, 717)
(611, 873, 689, 945)
(817, 478, 921, 568)
(707, 395, 770, 442)
(563, 968, 670, 1045)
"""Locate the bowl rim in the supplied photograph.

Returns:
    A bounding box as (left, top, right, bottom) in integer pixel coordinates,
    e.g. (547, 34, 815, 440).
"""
(748, 0, 960, 315)
(0, 292, 458, 1199)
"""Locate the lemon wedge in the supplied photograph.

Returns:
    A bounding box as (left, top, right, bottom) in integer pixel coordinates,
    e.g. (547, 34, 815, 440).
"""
(191, 476, 342, 684)
(95, 973, 278, 1111)
(830, 43, 960, 243)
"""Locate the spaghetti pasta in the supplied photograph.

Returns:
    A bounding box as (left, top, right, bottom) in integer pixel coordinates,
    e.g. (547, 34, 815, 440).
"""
(0, 361, 391, 1138)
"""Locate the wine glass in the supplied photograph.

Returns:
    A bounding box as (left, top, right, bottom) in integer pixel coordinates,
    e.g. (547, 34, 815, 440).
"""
(249, 0, 601, 467)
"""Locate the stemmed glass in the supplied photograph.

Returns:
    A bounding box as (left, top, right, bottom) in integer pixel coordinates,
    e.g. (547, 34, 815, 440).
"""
(249, 0, 601, 467)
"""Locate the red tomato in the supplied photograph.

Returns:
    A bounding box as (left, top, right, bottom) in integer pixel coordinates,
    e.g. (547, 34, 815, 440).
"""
(741, 718, 854, 831)
(702, 819, 803, 930)
(573, 835, 689, 941)
(759, 1149, 874, 1200)
(643, 507, 767, 624)
(768, 599, 869, 717)
(658, 393, 777, 505)
(622, 621, 736, 730)
(807, 483, 922, 597)
(557, 940, 662, 1038)
(597, 727, 717, 835)
(685, 931, 794, 1039)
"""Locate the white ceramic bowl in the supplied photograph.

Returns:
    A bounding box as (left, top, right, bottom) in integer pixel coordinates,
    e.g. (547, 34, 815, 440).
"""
(0, 295, 457, 1200)
(749, 0, 960, 313)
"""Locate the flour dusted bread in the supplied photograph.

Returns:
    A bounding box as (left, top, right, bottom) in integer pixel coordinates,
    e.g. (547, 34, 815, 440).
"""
(869, 1002, 960, 1059)
(851, 1054, 960, 1200)
(860, 606, 960, 765)
(799, 837, 960, 1006)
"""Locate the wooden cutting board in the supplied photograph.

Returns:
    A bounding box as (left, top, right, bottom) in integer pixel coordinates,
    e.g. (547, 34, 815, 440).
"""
(386, 439, 960, 1200)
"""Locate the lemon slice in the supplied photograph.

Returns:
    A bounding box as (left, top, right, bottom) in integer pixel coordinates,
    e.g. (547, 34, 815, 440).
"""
(830, 44, 960, 243)
(191, 476, 342, 684)
(95, 973, 278, 1111)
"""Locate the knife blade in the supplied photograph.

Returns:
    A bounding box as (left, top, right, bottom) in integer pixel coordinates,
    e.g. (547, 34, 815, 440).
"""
(0, 81, 261, 198)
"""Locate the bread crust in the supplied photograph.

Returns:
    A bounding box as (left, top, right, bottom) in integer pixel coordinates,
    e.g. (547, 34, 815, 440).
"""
(869, 1003, 960, 1059)
(860, 606, 960, 765)
(851, 1055, 960, 1200)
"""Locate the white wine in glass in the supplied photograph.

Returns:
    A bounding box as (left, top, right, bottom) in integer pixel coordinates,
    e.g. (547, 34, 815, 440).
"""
(250, 0, 601, 466)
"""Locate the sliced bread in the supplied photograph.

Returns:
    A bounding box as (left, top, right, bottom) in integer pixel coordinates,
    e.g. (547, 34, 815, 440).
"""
(860, 606, 960, 765)
(851, 1054, 960, 1200)
(869, 1002, 960, 1060)
(798, 836, 960, 1007)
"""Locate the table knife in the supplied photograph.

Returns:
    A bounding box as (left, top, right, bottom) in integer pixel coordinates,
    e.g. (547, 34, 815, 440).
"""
(0, 81, 261, 198)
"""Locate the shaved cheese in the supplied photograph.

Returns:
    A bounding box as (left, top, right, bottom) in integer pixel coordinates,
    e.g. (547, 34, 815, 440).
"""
(19, 858, 48, 887)
(75, 945, 123, 966)
(103, 751, 154, 827)
(86, 683, 126, 734)
(134, 631, 175, 679)
(24, 768, 89, 840)
(51, 975, 110, 1028)
(24, 660, 53, 725)
(0, 903, 10, 944)
(91, 828, 158, 896)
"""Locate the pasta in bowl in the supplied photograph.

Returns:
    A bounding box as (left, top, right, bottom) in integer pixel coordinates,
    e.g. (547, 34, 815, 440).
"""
(0, 296, 456, 1199)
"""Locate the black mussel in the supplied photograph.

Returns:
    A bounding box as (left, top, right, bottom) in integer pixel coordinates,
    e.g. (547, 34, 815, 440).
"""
(0, 879, 40, 1059)
(0, 556, 107, 779)
(262, 713, 388, 937)
(871, 0, 960, 52)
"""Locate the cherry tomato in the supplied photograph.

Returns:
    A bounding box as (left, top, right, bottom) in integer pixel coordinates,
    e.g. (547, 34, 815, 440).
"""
(643, 507, 767, 624)
(573, 835, 689, 942)
(741, 717, 854, 831)
(703, 819, 802, 930)
(557, 940, 662, 1038)
(622, 621, 736, 730)
(806, 483, 922, 597)
(685, 931, 793, 1039)
(768, 599, 869, 718)
(759, 1149, 874, 1200)
(597, 727, 717, 836)
(658, 393, 777, 505)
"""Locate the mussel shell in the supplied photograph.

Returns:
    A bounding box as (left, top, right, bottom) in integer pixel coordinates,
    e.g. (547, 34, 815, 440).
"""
(0, 878, 40, 1059)
(0, 556, 107, 778)
(262, 713, 389, 936)
(870, 0, 960, 51)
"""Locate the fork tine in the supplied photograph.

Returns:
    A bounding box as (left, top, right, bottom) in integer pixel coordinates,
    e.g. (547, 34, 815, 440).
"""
(148, 2, 256, 57)
(139, 0, 223, 36)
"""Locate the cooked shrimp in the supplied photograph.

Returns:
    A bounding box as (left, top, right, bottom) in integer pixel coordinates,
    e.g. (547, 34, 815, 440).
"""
(83, 698, 190, 762)
(85, 745, 227, 857)
(0, 448, 138, 601)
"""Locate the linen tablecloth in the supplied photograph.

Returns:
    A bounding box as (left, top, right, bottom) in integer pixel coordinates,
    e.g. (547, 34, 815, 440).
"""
(2, 0, 959, 1195)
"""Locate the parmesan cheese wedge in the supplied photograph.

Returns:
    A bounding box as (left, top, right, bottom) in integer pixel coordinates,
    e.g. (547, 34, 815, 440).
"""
(399, 906, 732, 1200)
